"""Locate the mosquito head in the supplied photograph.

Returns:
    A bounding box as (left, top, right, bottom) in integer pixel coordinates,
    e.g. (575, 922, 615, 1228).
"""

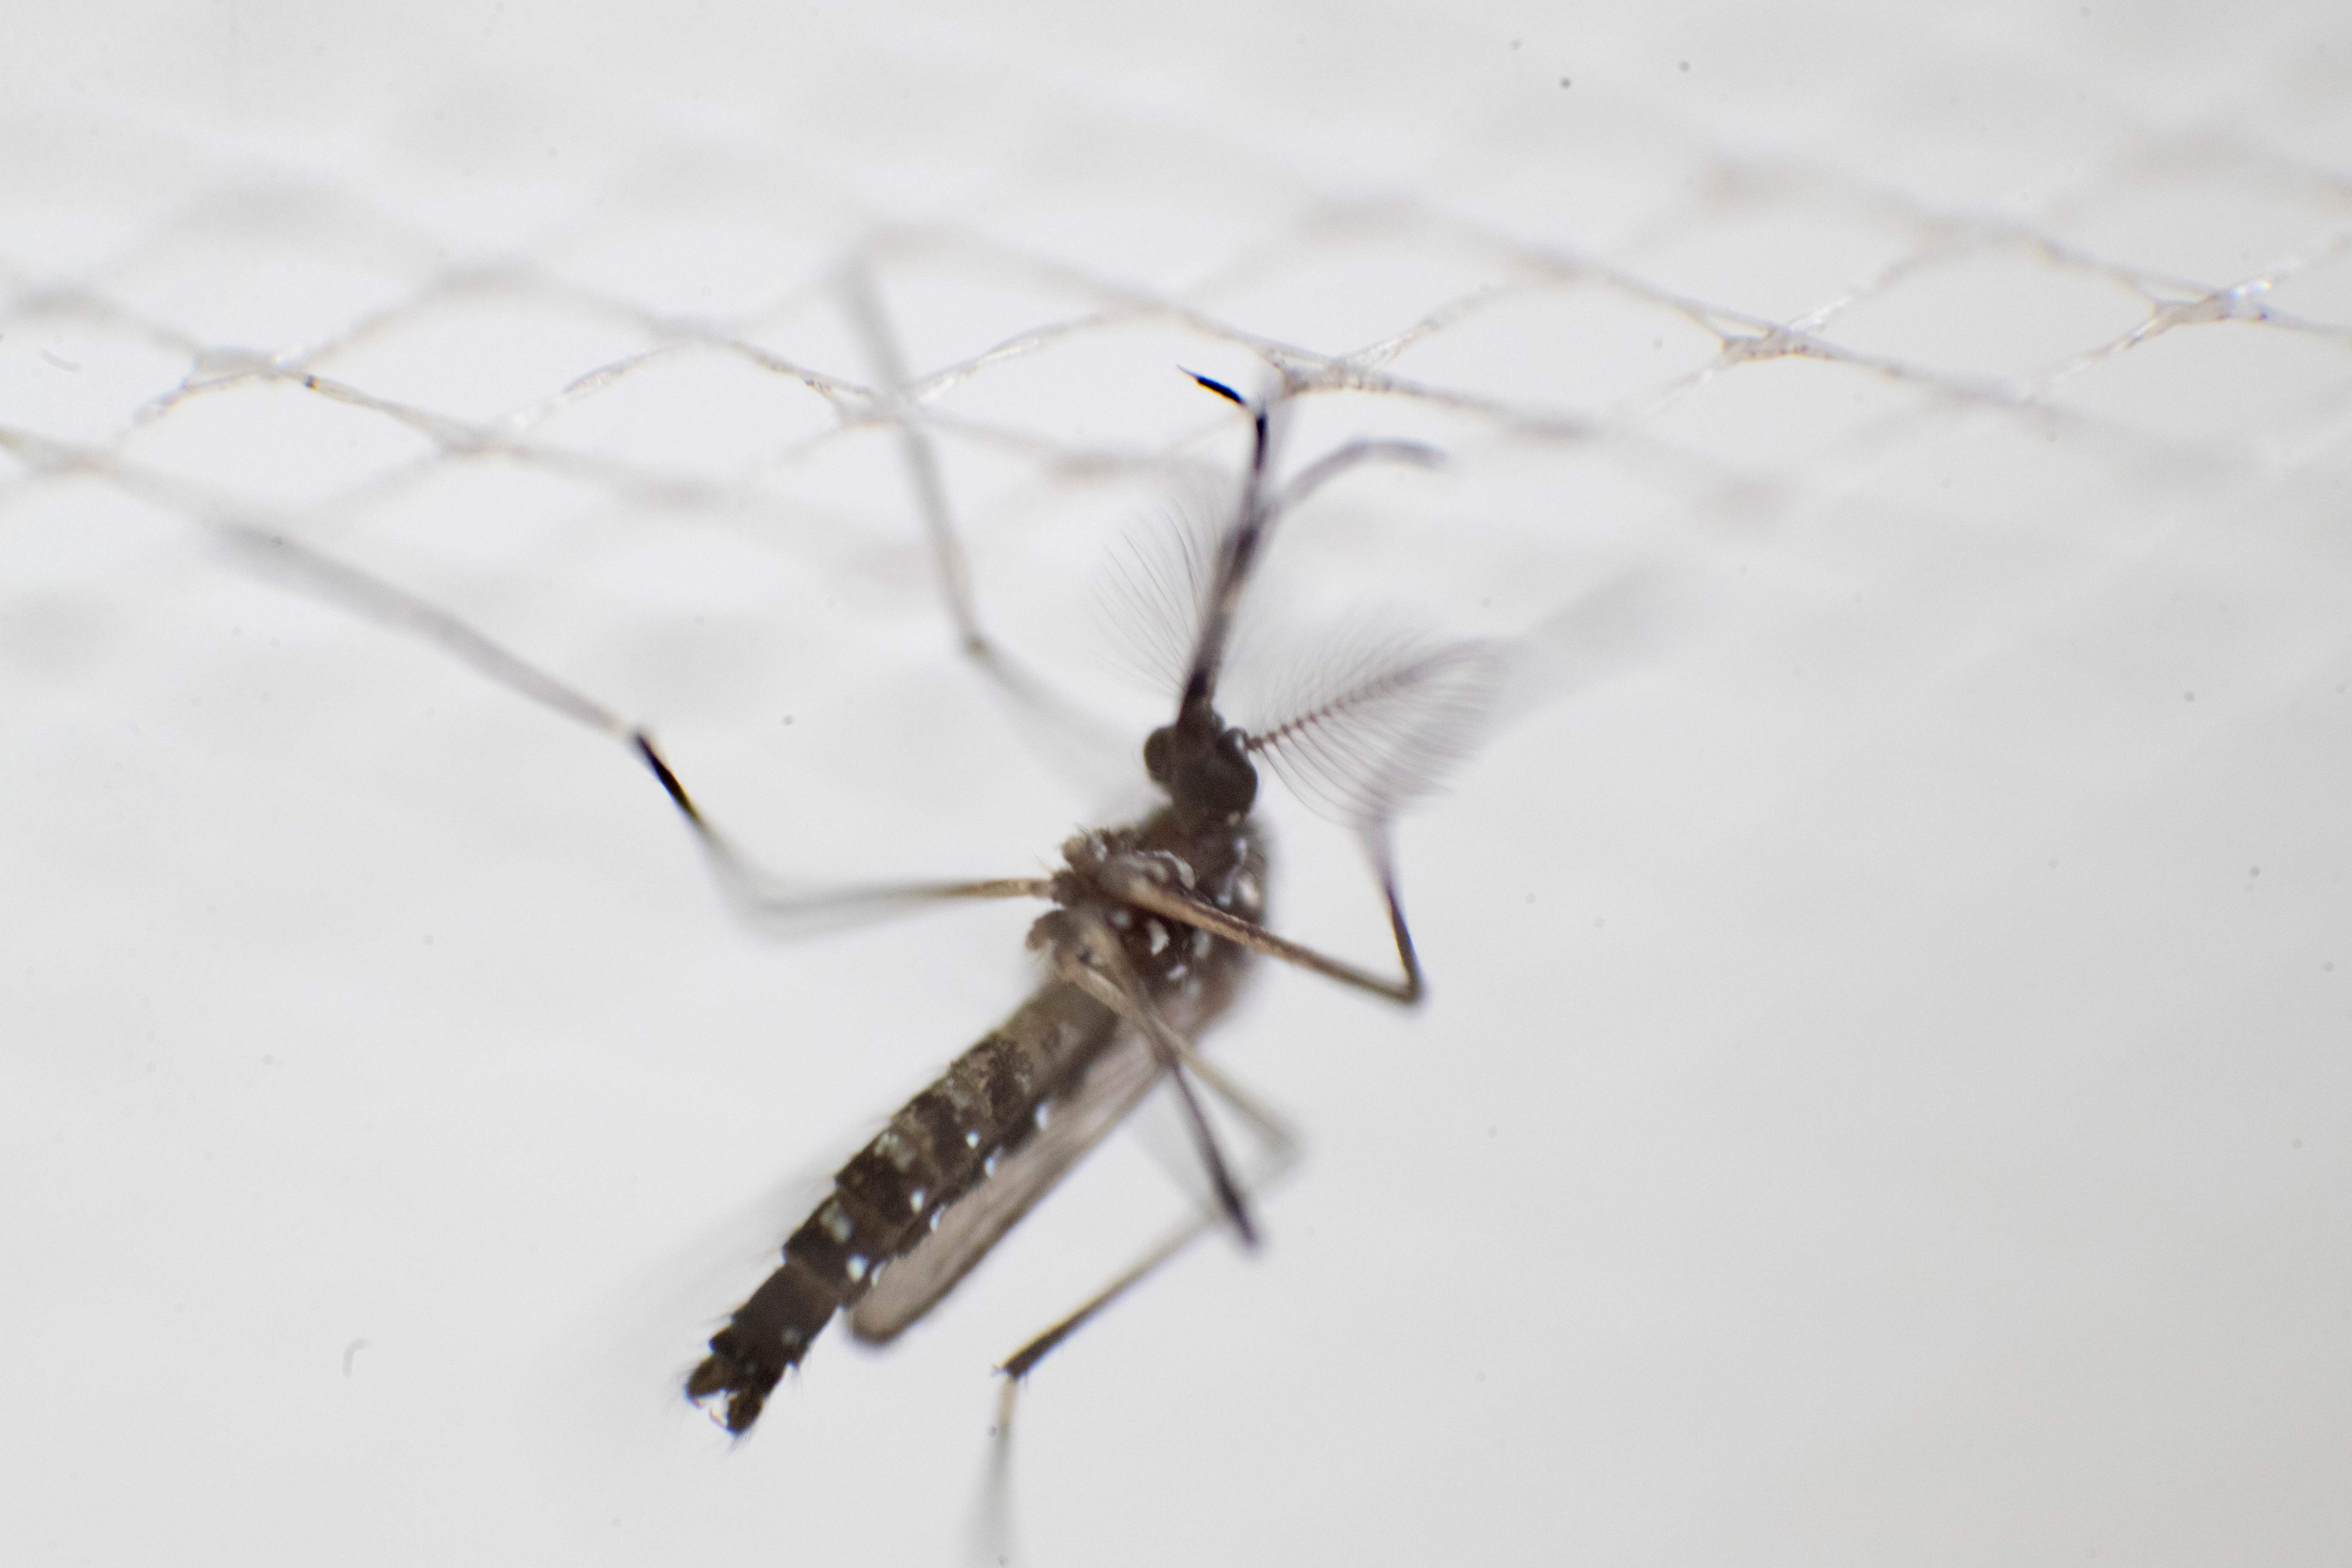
(1143, 704, 1258, 824)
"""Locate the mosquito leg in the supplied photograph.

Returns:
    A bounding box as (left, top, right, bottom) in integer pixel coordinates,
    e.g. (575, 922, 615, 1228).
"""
(214, 520, 1055, 936)
(631, 721, 1054, 934)
(959, 1043, 1293, 1568)
(837, 261, 1131, 799)
(965, 1385, 1023, 1568)
(972, 1052, 1295, 1566)
(1049, 925, 1261, 1246)
(997, 1048, 1299, 1390)
(836, 261, 986, 655)
(1105, 857, 1425, 1005)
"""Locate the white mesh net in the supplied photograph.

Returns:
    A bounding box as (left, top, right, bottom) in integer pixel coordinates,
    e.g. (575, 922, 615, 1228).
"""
(6, 4, 2350, 1565)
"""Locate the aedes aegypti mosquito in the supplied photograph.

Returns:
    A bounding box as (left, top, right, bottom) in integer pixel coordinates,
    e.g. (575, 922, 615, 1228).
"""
(228, 368, 1514, 1436)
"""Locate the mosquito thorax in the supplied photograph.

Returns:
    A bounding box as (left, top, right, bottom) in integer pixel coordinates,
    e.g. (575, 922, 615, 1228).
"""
(1142, 710, 1258, 825)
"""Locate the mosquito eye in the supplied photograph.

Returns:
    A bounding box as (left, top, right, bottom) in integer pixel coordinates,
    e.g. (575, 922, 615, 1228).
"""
(1143, 727, 1173, 783)
(1206, 730, 1258, 816)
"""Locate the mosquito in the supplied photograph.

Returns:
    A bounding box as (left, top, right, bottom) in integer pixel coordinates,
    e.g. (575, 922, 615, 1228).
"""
(680, 370, 1510, 1432)
(221, 354, 1513, 1437)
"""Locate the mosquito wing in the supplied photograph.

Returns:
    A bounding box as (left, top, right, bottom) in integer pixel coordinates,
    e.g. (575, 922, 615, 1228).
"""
(847, 1027, 1165, 1345)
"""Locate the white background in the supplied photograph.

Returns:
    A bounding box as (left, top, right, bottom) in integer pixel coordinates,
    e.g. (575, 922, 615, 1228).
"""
(4, 3, 2349, 1564)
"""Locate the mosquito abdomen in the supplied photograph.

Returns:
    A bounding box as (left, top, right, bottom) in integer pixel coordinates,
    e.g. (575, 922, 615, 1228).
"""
(687, 981, 1119, 1432)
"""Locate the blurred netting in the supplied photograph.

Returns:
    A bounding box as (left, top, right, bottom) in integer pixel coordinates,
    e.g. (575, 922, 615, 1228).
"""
(4, 118, 2349, 662)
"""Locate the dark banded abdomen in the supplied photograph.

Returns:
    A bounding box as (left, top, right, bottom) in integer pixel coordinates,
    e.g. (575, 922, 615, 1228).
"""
(686, 980, 1119, 1433)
